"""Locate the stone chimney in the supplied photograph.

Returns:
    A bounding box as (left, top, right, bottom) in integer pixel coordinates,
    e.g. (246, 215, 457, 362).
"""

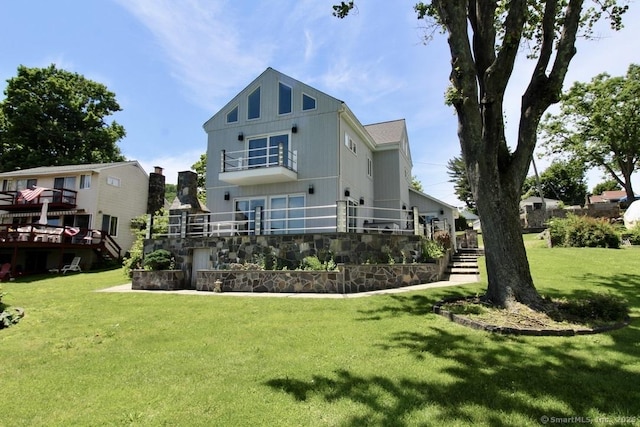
(147, 166, 166, 214)
(170, 170, 208, 214)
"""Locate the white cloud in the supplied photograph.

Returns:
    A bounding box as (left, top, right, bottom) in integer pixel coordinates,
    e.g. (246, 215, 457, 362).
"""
(114, 0, 274, 110)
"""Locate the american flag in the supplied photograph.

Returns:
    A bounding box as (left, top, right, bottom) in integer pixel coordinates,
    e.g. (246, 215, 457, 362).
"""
(18, 186, 47, 201)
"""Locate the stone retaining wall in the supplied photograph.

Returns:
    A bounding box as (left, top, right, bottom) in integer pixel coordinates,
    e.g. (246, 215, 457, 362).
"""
(132, 269, 185, 290)
(196, 254, 449, 294)
(145, 232, 434, 287)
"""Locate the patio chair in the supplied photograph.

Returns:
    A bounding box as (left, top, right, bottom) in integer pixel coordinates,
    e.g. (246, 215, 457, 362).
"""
(0, 263, 11, 281)
(61, 257, 82, 274)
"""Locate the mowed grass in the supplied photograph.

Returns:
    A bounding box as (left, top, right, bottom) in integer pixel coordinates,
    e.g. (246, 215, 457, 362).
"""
(1, 242, 639, 426)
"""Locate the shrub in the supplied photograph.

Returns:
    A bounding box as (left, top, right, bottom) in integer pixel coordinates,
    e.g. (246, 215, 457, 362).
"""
(547, 214, 620, 248)
(299, 256, 338, 271)
(621, 224, 640, 245)
(0, 286, 24, 329)
(123, 210, 169, 277)
(555, 293, 629, 323)
(143, 249, 174, 271)
(422, 238, 445, 261)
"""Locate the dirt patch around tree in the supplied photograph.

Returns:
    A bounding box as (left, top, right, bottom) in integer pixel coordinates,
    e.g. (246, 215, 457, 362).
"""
(433, 296, 631, 336)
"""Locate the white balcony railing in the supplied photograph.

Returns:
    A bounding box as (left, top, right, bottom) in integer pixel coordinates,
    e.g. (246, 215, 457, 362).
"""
(219, 144, 298, 185)
(149, 203, 449, 239)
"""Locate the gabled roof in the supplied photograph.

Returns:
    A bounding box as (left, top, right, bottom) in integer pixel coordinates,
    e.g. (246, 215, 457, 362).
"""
(409, 187, 457, 211)
(203, 67, 343, 130)
(0, 161, 146, 178)
(364, 119, 406, 145)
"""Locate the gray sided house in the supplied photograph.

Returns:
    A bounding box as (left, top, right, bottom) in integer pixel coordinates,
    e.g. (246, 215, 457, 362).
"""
(203, 67, 456, 236)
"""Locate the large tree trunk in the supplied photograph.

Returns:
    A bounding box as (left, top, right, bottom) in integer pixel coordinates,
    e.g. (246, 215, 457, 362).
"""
(475, 174, 546, 309)
(434, 0, 584, 311)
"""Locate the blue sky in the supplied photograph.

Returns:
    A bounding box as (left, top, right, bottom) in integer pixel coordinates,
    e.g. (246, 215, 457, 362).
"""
(1, 0, 639, 205)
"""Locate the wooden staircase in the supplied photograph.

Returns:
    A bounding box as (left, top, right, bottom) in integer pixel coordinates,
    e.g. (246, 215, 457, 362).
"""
(445, 248, 483, 282)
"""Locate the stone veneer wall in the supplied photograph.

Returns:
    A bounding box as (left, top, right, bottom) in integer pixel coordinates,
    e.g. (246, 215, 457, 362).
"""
(196, 256, 449, 294)
(144, 232, 433, 288)
(132, 269, 184, 291)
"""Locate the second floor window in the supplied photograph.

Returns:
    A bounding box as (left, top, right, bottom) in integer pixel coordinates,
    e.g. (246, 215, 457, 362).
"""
(226, 106, 238, 123)
(16, 178, 37, 191)
(80, 175, 91, 189)
(278, 82, 292, 115)
(248, 133, 289, 168)
(107, 176, 121, 187)
(302, 93, 316, 111)
(345, 134, 357, 154)
(248, 87, 261, 120)
(54, 176, 76, 190)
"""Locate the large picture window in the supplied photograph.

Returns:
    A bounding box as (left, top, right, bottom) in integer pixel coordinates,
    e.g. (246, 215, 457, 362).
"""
(248, 133, 289, 168)
(269, 195, 304, 234)
(235, 198, 265, 235)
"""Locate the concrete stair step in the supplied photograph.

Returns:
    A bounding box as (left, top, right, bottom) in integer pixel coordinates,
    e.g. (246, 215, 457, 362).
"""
(446, 266, 480, 273)
(447, 273, 480, 282)
(450, 261, 478, 267)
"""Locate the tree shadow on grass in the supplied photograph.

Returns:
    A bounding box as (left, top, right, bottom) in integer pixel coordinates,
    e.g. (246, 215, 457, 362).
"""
(355, 289, 474, 321)
(542, 273, 640, 301)
(266, 325, 640, 426)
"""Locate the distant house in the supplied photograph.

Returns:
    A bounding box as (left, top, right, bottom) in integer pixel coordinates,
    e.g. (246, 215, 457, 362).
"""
(0, 161, 150, 274)
(589, 190, 627, 204)
(203, 67, 456, 237)
(520, 196, 562, 212)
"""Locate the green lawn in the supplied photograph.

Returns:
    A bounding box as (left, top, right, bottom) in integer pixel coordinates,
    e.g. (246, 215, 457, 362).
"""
(1, 243, 639, 426)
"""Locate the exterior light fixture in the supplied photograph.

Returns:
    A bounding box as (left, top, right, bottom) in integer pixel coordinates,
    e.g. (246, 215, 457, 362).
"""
(308, 184, 314, 194)
(238, 132, 244, 141)
(292, 124, 298, 133)
(224, 191, 230, 200)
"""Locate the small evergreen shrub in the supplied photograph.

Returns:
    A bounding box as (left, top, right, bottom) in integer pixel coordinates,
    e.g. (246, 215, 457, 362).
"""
(547, 214, 620, 248)
(143, 249, 174, 270)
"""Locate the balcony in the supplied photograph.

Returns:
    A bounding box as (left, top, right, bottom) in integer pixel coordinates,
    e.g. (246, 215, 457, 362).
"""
(218, 144, 297, 185)
(0, 187, 78, 212)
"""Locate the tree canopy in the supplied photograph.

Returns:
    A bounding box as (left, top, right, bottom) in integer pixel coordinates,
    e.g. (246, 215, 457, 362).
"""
(191, 153, 207, 203)
(335, 1, 627, 309)
(522, 159, 587, 206)
(540, 63, 640, 202)
(446, 154, 475, 213)
(0, 64, 126, 172)
(592, 179, 621, 196)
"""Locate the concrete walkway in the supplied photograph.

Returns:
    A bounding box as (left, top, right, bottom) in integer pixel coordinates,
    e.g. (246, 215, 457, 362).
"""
(97, 275, 480, 299)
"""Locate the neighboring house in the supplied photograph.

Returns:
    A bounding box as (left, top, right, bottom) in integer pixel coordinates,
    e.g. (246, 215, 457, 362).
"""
(458, 208, 481, 231)
(0, 161, 149, 274)
(520, 196, 562, 212)
(202, 67, 456, 237)
(590, 190, 637, 204)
